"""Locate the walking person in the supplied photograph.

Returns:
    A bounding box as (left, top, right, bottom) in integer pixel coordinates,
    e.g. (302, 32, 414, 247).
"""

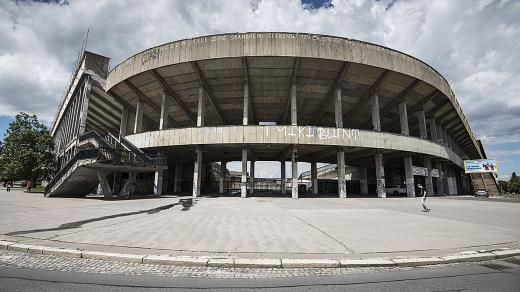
(6, 180, 12, 192)
(418, 184, 430, 212)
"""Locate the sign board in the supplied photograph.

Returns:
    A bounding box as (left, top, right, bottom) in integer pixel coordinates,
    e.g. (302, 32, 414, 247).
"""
(464, 159, 498, 174)
(412, 166, 440, 178)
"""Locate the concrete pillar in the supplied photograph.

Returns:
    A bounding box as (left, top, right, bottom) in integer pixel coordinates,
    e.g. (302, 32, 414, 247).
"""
(281, 161, 286, 195)
(197, 87, 205, 127)
(428, 119, 437, 142)
(159, 93, 170, 130)
(241, 147, 247, 198)
(134, 99, 143, 134)
(424, 158, 434, 195)
(192, 146, 202, 198)
(243, 82, 249, 125)
(78, 76, 90, 135)
(174, 164, 182, 193)
(219, 161, 226, 194)
(250, 160, 255, 195)
(404, 156, 415, 197)
(119, 106, 129, 137)
(443, 128, 449, 146)
(374, 152, 386, 198)
(119, 172, 136, 197)
(337, 149, 346, 198)
(399, 100, 409, 135)
(311, 161, 318, 195)
(334, 88, 343, 128)
(97, 170, 113, 199)
(436, 123, 443, 144)
(290, 85, 297, 126)
(291, 147, 298, 199)
(154, 169, 164, 196)
(360, 167, 368, 195)
(435, 162, 444, 195)
(372, 93, 381, 131)
(417, 110, 427, 139)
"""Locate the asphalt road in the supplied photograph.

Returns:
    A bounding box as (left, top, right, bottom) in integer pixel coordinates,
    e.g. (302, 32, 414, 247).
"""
(1, 260, 520, 291)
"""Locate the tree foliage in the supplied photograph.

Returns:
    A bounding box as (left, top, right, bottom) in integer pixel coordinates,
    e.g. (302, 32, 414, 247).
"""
(508, 172, 520, 194)
(0, 113, 55, 181)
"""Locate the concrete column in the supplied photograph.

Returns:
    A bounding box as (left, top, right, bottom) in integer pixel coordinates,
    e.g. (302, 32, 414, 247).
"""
(119, 172, 136, 197)
(291, 147, 298, 199)
(435, 162, 444, 195)
(241, 147, 247, 198)
(192, 146, 202, 198)
(428, 119, 437, 142)
(219, 161, 226, 194)
(436, 123, 443, 144)
(404, 156, 415, 197)
(250, 160, 255, 194)
(160, 92, 170, 130)
(417, 110, 427, 139)
(399, 100, 409, 135)
(119, 106, 129, 137)
(372, 93, 381, 131)
(374, 152, 386, 198)
(290, 85, 297, 126)
(443, 128, 449, 146)
(424, 158, 434, 195)
(134, 99, 143, 134)
(281, 161, 286, 195)
(311, 161, 318, 195)
(243, 82, 249, 125)
(197, 87, 205, 127)
(174, 164, 182, 193)
(334, 88, 343, 128)
(154, 169, 164, 196)
(97, 170, 113, 199)
(360, 167, 368, 195)
(79, 83, 90, 136)
(337, 149, 346, 198)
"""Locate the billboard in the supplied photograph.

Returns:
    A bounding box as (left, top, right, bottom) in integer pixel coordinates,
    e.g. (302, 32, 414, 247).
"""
(464, 159, 498, 174)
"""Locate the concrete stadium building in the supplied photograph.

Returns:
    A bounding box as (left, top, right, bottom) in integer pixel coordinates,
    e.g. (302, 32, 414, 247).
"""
(46, 32, 498, 199)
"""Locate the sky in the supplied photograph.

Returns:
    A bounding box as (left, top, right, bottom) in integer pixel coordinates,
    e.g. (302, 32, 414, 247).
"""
(0, 0, 519, 179)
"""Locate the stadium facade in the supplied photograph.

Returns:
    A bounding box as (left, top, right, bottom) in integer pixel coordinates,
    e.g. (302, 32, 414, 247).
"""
(45, 32, 499, 199)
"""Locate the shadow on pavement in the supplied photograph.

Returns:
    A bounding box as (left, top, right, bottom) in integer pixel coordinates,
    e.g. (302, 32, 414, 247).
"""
(5, 201, 182, 236)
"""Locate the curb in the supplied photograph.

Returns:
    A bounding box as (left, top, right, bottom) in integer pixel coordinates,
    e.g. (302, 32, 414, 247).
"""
(1, 240, 519, 269)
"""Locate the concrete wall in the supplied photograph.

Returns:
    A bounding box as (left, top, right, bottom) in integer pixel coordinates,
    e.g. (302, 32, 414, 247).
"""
(125, 125, 464, 167)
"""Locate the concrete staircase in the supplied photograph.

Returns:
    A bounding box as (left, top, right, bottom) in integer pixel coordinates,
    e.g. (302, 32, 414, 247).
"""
(45, 130, 164, 197)
(470, 172, 501, 196)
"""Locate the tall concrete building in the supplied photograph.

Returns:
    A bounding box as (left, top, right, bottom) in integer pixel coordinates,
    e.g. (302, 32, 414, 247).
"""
(45, 32, 497, 199)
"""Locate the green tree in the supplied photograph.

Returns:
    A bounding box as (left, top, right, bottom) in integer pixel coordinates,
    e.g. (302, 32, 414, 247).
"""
(508, 172, 520, 194)
(0, 113, 55, 182)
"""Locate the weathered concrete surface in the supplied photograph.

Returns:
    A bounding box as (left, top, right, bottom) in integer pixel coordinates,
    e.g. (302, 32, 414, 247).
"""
(105, 32, 481, 158)
(1, 191, 519, 260)
(125, 126, 464, 167)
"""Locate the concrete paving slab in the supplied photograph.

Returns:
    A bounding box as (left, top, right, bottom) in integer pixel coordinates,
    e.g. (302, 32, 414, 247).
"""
(208, 258, 235, 268)
(392, 257, 445, 266)
(41, 247, 82, 258)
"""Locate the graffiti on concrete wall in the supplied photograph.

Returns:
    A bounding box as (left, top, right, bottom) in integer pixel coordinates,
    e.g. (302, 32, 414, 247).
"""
(267, 125, 360, 141)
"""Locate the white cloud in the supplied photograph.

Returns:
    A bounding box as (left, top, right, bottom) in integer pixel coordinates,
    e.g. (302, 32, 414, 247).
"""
(0, 0, 519, 174)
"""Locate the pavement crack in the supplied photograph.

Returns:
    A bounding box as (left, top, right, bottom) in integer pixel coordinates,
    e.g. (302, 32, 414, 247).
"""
(275, 205, 357, 254)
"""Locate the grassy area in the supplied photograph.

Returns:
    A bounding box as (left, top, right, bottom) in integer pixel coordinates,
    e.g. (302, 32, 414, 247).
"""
(30, 186, 46, 193)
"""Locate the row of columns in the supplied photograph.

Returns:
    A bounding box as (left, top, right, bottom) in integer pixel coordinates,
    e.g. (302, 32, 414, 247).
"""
(127, 82, 463, 199)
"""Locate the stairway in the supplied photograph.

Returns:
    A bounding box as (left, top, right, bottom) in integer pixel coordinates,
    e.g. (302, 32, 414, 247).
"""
(470, 172, 501, 196)
(45, 130, 164, 197)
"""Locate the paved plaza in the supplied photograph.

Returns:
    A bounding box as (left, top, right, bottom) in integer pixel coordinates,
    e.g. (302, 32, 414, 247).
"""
(1, 190, 519, 260)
